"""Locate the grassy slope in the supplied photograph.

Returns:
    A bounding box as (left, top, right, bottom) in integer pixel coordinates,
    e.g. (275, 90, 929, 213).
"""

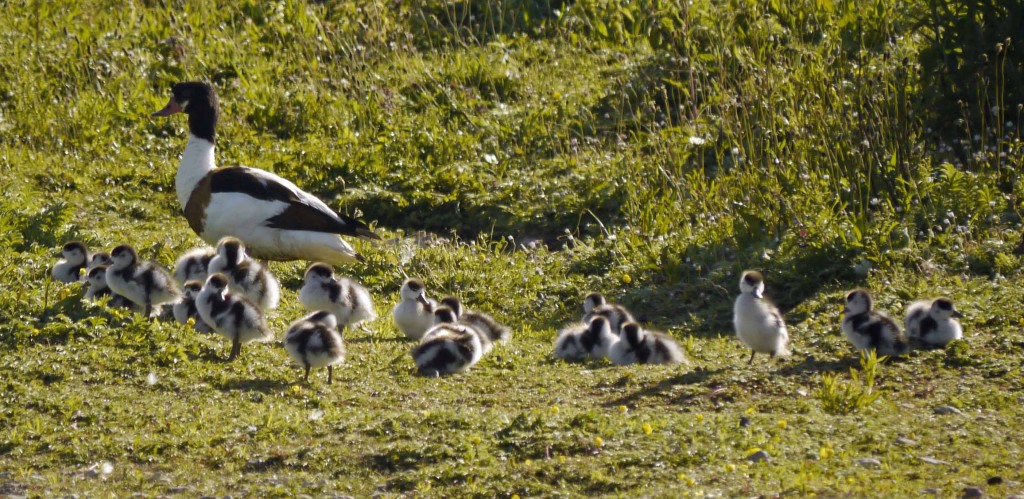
(0, 0, 1022, 496)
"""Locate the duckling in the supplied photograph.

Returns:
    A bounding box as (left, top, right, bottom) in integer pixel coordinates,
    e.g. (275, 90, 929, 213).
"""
(608, 322, 686, 365)
(196, 273, 274, 361)
(841, 289, 909, 356)
(105, 244, 180, 317)
(392, 278, 437, 340)
(439, 296, 464, 318)
(435, 296, 511, 348)
(83, 265, 134, 310)
(582, 292, 636, 334)
(733, 270, 791, 364)
(207, 237, 280, 310)
(299, 263, 377, 328)
(172, 280, 214, 333)
(459, 310, 512, 350)
(173, 246, 216, 284)
(88, 251, 113, 271)
(554, 316, 618, 361)
(905, 297, 964, 347)
(52, 241, 90, 283)
(412, 306, 484, 376)
(285, 310, 346, 384)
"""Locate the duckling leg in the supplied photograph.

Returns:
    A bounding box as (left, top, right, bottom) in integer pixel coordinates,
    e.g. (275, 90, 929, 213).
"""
(747, 351, 756, 365)
(144, 302, 153, 319)
(228, 340, 241, 361)
(304, 365, 311, 383)
(327, 365, 333, 385)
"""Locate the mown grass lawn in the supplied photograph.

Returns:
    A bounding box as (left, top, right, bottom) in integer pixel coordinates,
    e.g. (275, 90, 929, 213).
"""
(1, 0, 1023, 497)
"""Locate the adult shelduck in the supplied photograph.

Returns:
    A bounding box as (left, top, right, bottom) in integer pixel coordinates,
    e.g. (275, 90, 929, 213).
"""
(152, 82, 380, 265)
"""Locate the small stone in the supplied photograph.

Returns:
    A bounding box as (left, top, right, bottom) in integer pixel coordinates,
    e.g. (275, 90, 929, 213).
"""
(987, 477, 1003, 485)
(746, 450, 771, 463)
(896, 437, 917, 446)
(855, 457, 882, 468)
(934, 405, 964, 415)
(920, 456, 949, 465)
(922, 488, 941, 495)
(962, 486, 983, 498)
(739, 416, 752, 427)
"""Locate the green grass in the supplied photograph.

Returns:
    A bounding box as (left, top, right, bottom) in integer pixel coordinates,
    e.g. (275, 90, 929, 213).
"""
(1, 0, 1023, 496)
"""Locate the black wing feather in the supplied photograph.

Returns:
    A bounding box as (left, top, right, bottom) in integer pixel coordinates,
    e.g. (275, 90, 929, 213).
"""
(209, 167, 380, 240)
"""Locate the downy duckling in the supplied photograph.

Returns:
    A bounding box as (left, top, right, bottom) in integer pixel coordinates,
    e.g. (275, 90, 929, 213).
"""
(582, 292, 636, 334)
(437, 296, 511, 348)
(105, 244, 180, 317)
(196, 273, 274, 361)
(412, 306, 483, 376)
(905, 297, 964, 347)
(207, 237, 280, 310)
(53, 241, 90, 283)
(439, 296, 464, 318)
(459, 310, 512, 351)
(734, 270, 791, 364)
(172, 280, 214, 333)
(392, 278, 437, 340)
(83, 265, 134, 310)
(841, 289, 909, 356)
(88, 251, 113, 271)
(554, 316, 618, 361)
(299, 263, 377, 328)
(285, 310, 346, 384)
(173, 247, 216, 284)
(608, 322, 686, 365)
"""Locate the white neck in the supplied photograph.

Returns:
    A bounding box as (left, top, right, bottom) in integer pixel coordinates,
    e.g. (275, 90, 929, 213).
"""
(176, 134, 216, 208)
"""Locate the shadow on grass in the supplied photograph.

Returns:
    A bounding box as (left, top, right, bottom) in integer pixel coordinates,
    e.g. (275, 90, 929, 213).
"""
(776, 355, 861, 376)
(602, 367, 727, 408)
(216, 378, 292, 393)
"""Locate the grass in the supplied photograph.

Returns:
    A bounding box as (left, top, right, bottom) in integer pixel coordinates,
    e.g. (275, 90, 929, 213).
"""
(1, 0, 1024, 496)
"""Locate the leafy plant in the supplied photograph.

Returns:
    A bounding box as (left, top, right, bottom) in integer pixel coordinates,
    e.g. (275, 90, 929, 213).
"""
(817, 351, 885, 415)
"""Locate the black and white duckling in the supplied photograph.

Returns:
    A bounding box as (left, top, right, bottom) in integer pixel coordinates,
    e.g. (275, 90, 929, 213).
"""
(207, 237, 280, 310)
(392, 278, 437, 340)
(83, 265, 134, 310)
(285, 310, 346, 384)
(172, 280, 214, 333)
(582, 292, 636, 334)
(299, 263, 377, 328)
(435, 296, 511, 348)
(152, 81, 380, 265)
(608, 322, 686, 365)
(88, 251, 113, 271)
(905, 297, 964, 347)
(52, 241, 90, 283)
(105, 245, 180, 317)
(733, 270, 791, 364)
(439, 296, 464, 318)
(173, 246, 216, 284)
(196, 273, 274, 361)
(841, 289, 909, 356)
(459, 310, 512, 350)
(554, 316, 618, 361)
(412, 306, 484, 376)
